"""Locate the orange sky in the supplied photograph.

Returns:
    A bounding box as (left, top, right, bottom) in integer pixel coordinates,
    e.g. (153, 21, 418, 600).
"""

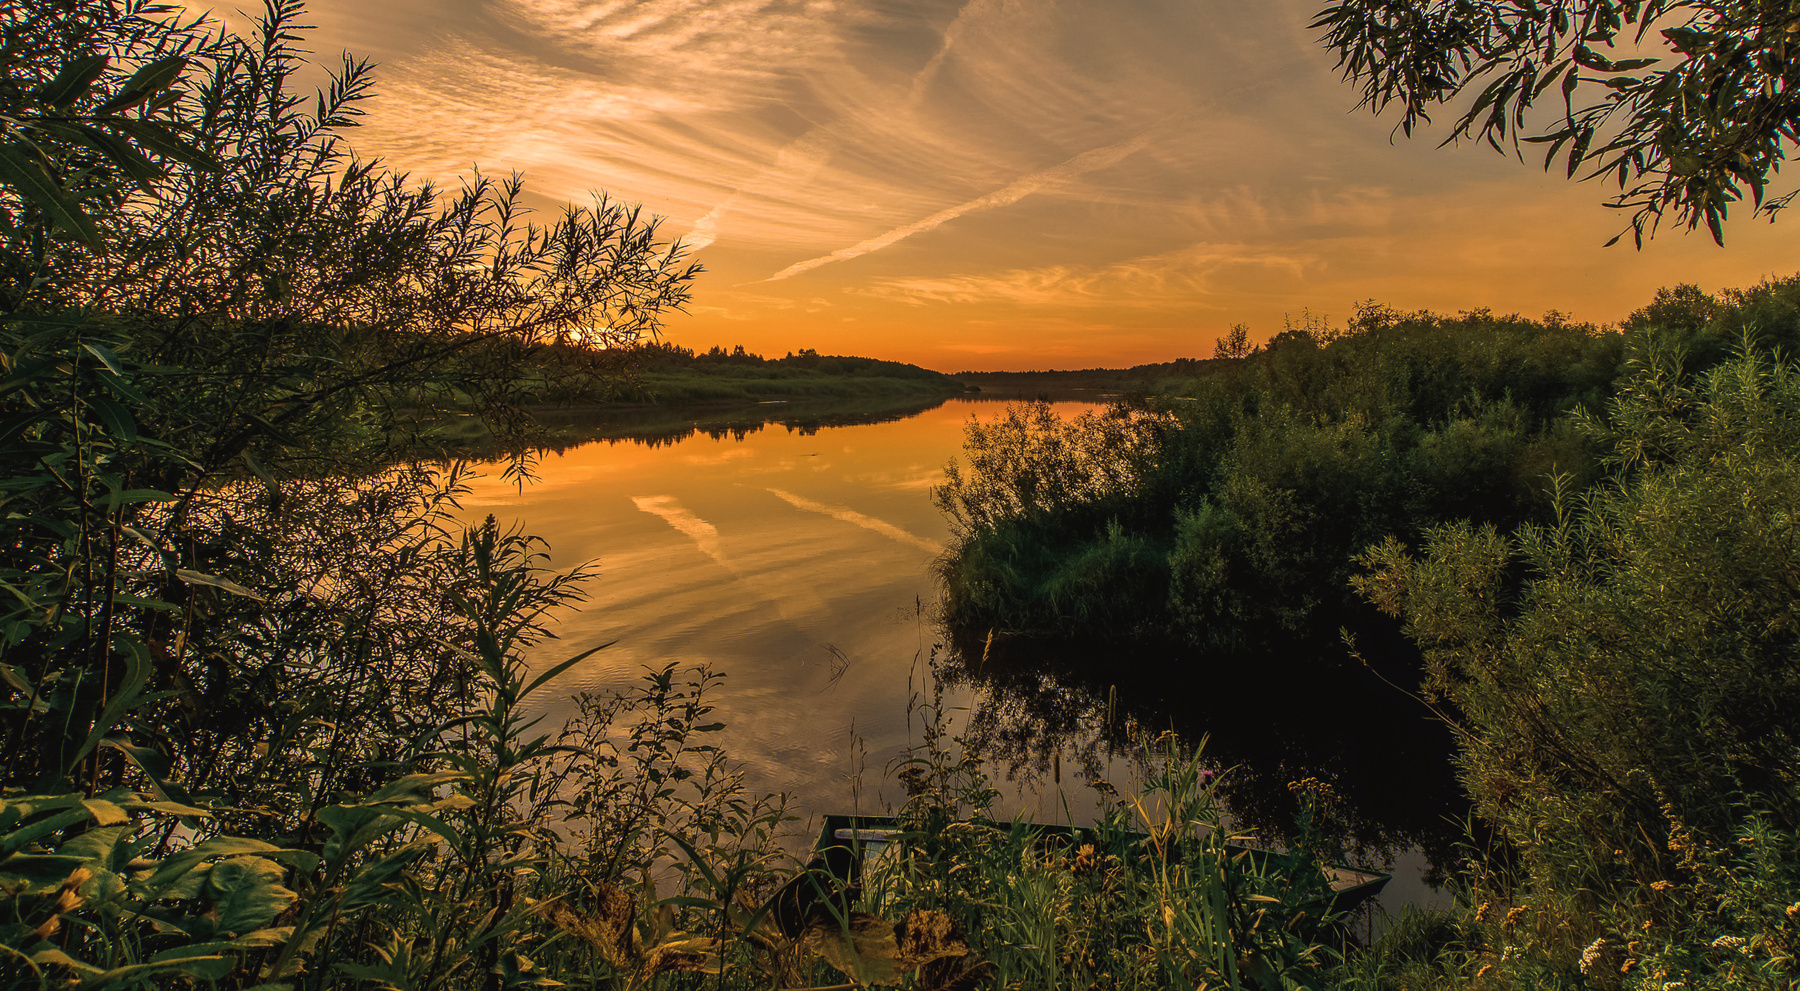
(293, 0, 1798, 371)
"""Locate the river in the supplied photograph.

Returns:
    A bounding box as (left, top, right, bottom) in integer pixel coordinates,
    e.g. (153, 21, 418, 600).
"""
(454, 394, 1452, 914)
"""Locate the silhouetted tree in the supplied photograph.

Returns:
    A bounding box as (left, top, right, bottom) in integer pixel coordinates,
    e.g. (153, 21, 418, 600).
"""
(1316, 0, 1800, 244)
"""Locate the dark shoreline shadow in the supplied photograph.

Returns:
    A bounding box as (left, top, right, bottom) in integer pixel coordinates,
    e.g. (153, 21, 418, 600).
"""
(935, 621, 1472, 878)
(410, 392, 968, 457)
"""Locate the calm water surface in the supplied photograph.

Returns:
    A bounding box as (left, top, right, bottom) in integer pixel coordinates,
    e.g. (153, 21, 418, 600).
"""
(456, 396, 1451, 913)
(457, 398, 1100, 821)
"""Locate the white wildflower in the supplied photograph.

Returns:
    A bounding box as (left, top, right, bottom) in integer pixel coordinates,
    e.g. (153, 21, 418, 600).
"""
(1580, 937, 1608, 976)
(1710, 934, 1746, 950)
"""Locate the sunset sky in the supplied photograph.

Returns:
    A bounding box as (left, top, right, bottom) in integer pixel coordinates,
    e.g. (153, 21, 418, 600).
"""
(292, 0, 1799, 371)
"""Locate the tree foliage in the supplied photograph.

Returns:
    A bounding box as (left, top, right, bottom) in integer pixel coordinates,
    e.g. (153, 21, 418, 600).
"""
(935, 303, 1624, 647)
(1314, 0, 1800, 245)
(1352, 335, 1800, 988)
(0, 3, 725, 986)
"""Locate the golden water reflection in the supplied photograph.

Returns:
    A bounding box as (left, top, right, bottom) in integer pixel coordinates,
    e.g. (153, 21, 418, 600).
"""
(456, 399, 1107, 824)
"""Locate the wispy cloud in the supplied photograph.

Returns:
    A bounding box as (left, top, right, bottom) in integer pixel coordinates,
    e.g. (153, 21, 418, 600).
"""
(760, 127, 1166, 282)
(682, 0, 1002, 256)
(851, 242, 1315, 308)
(767, 488, 944, 554)
(632, 495, 731, 569)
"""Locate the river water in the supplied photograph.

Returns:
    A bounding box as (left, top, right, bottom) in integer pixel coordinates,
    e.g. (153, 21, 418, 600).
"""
(455, 395, 1452, 913)
(456, 397, 1075, 817)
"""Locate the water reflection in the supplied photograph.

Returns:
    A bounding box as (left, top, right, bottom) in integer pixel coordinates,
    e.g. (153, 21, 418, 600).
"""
(935, 623, 1470, 880)
(454, 395, 1465, 901)
(454, 398, 1091, 825)
(444, 393, 963, 455)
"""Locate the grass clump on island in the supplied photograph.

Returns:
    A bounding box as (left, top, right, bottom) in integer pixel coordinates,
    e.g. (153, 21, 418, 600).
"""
(936, 277, 1800, 990)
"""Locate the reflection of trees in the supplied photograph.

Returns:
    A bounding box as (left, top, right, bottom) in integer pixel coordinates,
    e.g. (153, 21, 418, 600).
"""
(938, 620, 1470, 875)
(418, 394, 955, 458)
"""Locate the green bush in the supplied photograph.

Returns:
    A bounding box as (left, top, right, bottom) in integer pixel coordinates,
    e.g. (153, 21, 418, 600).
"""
(937, 306, 1620, 645)
(1353, 337, 1800, 989)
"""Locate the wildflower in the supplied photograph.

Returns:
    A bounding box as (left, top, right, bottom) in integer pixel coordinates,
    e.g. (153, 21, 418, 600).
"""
(1503, 906, 1527, 931)
(1621, 958, 1638, 975)
(1580, 937, 1608, 976)
(1710, 934, 1746, 950)
(1072, 843, 1098, 874)
(1651, 879, 1674, 892)
(1788, 902, 1800, 921)
(1475, 963, 1493, 979)
(1474, 901, 1491, 924)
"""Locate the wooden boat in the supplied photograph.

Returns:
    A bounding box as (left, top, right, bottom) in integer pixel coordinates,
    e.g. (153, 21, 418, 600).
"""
(785, 813, 1389, 923)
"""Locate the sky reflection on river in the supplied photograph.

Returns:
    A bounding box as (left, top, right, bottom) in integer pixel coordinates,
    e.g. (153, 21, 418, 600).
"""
(453, 396, 1452, 915)
(456, 399, 1105, 826)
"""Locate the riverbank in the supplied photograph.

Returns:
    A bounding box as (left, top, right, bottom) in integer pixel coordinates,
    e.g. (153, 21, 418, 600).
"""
(516, 340, 970, 405)
(406, 390, 965, 455)
(933, 276, 1800, 991)
(952, 359, 1221, 400)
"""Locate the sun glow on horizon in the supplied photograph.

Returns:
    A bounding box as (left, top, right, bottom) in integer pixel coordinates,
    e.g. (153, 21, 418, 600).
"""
(304, 0, 1795, 372)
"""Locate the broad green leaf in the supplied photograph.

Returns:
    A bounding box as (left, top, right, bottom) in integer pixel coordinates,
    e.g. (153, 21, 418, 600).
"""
(70, 638, 151, 769)
(79, 342, 126, 376)
(105, 119, 222, 173)
(95, 952, 236, 984)
(76, 798, 128, 826)
(187, 836, 314, 865)
(33, 55, 110, 107)
(58, 824, 130, 862)
(315, 805, 402, 862)
(242, 450, 279, 496)
(230, 927, 296, 949)
(363, 770, 470, 804)
(71, 124, 163, 186)
(209, 856, 297, 935)
(97, 55, 190, 114)
(38, 121, 161, 187)
(0, 853, 88, 884)
(99, 367, 149, 404)
(2, 807, 91, 855)
(175, 569, 265, 602)
(143, 836, 316, 896)
(29, 947, 102, 979)
(0, 662, 37, 696)
(0, 143, 105, 252)
(122, 797, 214, 819)
(153, 941, 244, 961)
(88, 394, 138, 443)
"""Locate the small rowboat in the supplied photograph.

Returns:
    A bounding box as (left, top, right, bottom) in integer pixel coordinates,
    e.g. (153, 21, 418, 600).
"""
(771, 812, 1388, 931)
